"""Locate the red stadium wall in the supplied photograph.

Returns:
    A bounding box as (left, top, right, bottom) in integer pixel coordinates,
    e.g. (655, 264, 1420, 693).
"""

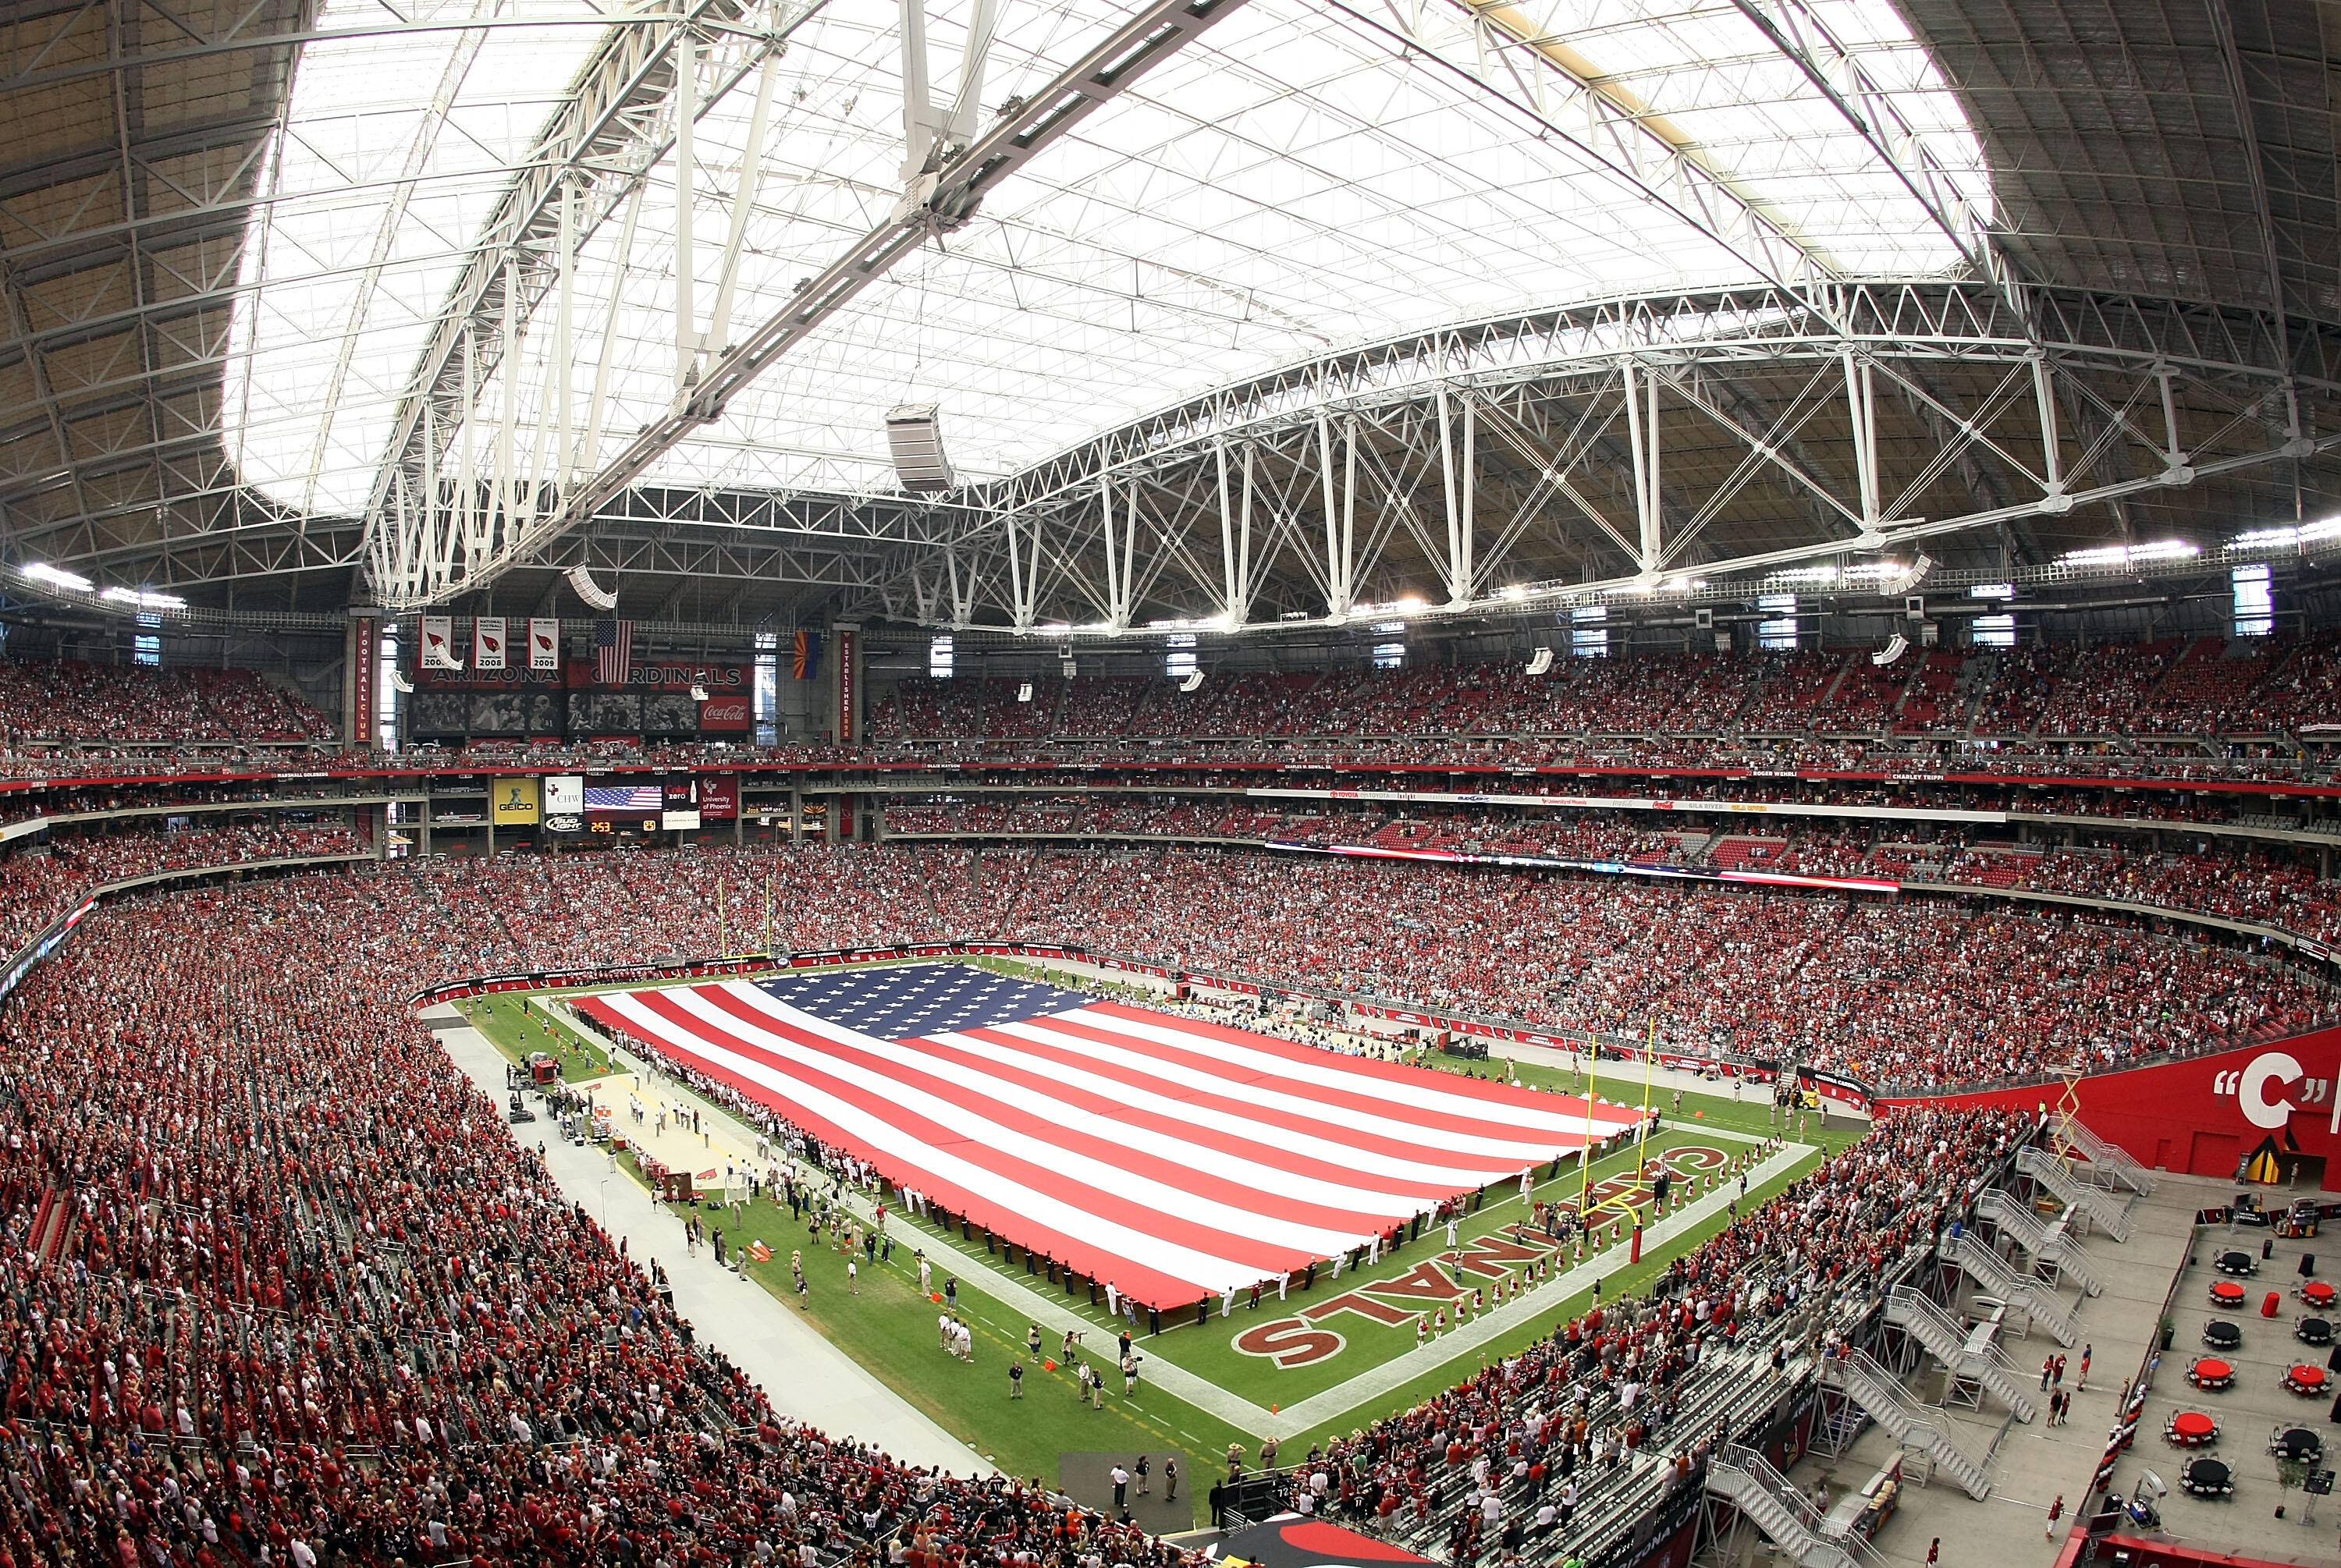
(1880, 1028, 2341, 1190)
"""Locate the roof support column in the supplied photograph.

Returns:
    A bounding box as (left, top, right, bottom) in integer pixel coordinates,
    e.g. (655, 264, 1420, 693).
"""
(2030, 351, 2067, 508)
(674, 28, 697, 395)
(1623, 357, 1661, 575)
(1844, 349, 1879, 533)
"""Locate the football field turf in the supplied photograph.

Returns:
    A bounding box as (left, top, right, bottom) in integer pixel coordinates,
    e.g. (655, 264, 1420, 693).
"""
(459, 971, 1859, 1523)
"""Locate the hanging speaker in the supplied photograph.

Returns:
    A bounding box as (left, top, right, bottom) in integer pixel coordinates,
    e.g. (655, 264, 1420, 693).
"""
(886, 404, 954, 492)
(1526, 647, 1554, 675)
(567, 566, 618, 610)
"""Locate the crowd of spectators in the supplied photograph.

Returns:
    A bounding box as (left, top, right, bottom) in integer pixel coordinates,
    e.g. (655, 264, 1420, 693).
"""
(0, 870, 1199, 1568)
(862, 635, 2341, 749)
(1289, 1105, 2028, 1560)
(0, 662, 333, 747)
(0, 824, 2050, 1568)
(0, 822, 358, 953)
(879, 798, 2341, 947)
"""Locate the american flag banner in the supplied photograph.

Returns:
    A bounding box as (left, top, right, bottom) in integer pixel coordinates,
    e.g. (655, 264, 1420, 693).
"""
(577, 963, 1643, 1308)
(528, 616, 560, 670)
(582, 784, 663, 813)
(473, 615, 506, 671)
(594, 618, 633, 686)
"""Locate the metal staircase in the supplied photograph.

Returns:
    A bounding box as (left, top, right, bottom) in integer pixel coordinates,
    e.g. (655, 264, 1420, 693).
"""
(2016, 1146, 2134, 1240)
(1706, 1446, 1867, 1568)
(2051, 1119, 2155, 1196)
(1818, 1350, 1995, 1500)
(1977, 1189, 2104, 1297)
(1941, 1232, 2081, 1346)
(1883, 1286, 2038, 1421)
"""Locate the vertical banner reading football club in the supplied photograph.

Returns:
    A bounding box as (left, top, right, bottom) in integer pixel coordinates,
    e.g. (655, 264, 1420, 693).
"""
(474, 615, 507, 671)
(528, 617, 560, 670)
(419, 615, 461, 669)
(491, 776, 541, 825)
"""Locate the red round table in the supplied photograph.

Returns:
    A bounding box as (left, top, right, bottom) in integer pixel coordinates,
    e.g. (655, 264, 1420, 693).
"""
(2306, 1280, 2337, 1308)
(2169, 1411, 2218, 1446)
(2189, 1357, 2235, 1389)
(2211, 1280, 2247, 1306)
(2284, 1364, 2329, 1396)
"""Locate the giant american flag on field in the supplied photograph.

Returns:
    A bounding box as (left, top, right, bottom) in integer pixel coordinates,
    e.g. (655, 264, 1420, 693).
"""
(577, 963, 1643, 1307)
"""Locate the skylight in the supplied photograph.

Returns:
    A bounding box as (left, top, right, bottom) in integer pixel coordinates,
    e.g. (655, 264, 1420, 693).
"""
(220, 0, 1991, 521)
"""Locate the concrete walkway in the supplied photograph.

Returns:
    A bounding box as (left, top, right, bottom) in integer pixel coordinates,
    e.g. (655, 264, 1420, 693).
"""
(427, 1007, 987, 1477)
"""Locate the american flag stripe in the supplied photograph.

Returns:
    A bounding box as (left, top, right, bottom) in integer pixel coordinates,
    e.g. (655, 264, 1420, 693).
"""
(581, 974, 1642, 1304)
(588, 990, 1276, 1302)
(646, 997, 1367, 1264)
(663, 988, 1381, 1247)
(922, 1024, 1475, 1201)
(697, 991, 1439, 1211)
(1000, 1011, 1614, 1157)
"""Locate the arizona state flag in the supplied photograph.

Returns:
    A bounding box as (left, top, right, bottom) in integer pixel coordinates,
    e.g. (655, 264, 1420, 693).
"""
(792, 630, 821, 680)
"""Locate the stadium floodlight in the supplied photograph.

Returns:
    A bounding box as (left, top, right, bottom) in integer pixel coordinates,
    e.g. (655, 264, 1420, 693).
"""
(1179, 670, 1204, 693)
(567, 566, 619, 609)
(1872, 633, 1909, 666)
(101, 585, 186, 610)
(21, 562, 93, 592)
(886, 404, 954, 492)
(1526, 647, 1554, 676)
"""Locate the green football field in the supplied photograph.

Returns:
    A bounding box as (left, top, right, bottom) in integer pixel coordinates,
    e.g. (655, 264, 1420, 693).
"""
(457, 972, 1860, 1525)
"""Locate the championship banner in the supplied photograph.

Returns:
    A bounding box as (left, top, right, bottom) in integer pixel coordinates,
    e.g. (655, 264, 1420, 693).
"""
(491, 777, 541, 826)
(528, 617, 559, 670)
(420, 615, 462, 670)
(474, 615, 507, 671)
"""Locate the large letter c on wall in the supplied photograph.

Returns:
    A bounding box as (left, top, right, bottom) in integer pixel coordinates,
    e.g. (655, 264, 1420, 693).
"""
(2238, 1052, 2304, 1131)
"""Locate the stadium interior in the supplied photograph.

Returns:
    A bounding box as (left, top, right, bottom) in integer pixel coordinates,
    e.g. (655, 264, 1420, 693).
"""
(2, 2, 2339, 1567)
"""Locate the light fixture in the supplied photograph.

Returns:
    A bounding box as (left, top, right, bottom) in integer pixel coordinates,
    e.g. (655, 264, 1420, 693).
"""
(101, 586, 185, 610)
(885, 403, 954, 492)
(22, 562, 93, 593)
(2059, 539, 2198, 568)
(1525, 647, 1553, 676)
(567, 566, 619, 609)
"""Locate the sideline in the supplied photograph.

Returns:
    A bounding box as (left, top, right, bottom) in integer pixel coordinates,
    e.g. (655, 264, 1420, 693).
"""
(491, 992, 1817, 1439)
(427, 1007, 988, 1475)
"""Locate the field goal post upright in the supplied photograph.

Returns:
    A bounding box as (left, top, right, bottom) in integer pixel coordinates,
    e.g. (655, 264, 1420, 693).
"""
(1580, 1020, 1662, 1261)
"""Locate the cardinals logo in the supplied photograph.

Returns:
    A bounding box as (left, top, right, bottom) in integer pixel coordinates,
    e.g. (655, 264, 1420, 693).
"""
(2211, 1050, 2334, 1132)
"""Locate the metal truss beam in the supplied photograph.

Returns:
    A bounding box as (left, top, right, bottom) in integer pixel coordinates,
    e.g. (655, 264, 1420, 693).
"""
(364, 0, 1259, 611)
(356, 0, 819, 568)
(871, 282, 2336, 633)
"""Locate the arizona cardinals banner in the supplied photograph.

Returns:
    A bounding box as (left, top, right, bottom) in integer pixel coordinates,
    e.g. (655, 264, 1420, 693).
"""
(528, 616, 560, 670)
(577, 963, 1643, 1306)
(473, 615, 507, 671)
(419, 615, 462, 670)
